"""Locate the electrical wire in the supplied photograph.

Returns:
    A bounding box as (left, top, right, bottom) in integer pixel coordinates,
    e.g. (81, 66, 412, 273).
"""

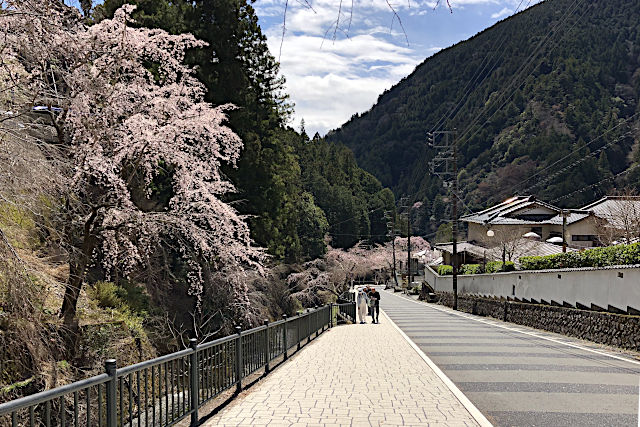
(512, 113, 640, 193)
(430, 0, 533, 133)
(457, 0, 586, 145)
(516, 128, 638, 196)
(550, 163, 640, 205)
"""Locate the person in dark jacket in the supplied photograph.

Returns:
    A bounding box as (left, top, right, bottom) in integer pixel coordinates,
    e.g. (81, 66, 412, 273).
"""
(369, 287, 381, 323)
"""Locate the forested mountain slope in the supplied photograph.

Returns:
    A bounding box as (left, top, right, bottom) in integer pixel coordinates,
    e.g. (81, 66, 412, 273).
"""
(327, 0, 640, 235)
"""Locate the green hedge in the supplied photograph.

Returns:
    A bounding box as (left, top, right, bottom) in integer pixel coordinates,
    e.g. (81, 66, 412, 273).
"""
(485, 261, 516, 273)
(436, 262, 515, 275)
(460, 264, 482, 275)
(437, 265, 453, 275)
(519, 243, 640, 270)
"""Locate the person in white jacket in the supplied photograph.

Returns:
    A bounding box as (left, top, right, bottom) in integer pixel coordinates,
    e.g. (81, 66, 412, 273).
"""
(356, 288, 370, 324)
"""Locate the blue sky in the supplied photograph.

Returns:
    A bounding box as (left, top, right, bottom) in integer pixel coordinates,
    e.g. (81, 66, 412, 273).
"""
(254, 0, 541, 136)
(69, 0, 540, 136)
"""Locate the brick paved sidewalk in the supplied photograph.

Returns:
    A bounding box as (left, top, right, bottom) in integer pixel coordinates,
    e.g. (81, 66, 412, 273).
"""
(204, 311, 480, 427)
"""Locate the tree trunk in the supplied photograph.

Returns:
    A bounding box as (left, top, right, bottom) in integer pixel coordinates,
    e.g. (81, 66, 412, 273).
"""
(60, 208, 99, 327)
(61, 266, 84, 327)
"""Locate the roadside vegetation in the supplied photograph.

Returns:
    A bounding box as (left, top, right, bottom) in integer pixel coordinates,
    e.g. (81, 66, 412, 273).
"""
(435, 242, 640, 274)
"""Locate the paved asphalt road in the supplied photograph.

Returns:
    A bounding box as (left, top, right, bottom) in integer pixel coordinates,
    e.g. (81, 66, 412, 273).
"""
(380, 290, 640, 426)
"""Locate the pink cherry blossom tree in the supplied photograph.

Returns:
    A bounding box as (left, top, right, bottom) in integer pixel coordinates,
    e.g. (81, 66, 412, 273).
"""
(1, 1, 262, 329)
(288, 243, 398, 305)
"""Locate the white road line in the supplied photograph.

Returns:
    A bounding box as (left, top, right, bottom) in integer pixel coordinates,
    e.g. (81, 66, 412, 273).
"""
(385, 291, 640, 367)
(381, 310, 493, 427)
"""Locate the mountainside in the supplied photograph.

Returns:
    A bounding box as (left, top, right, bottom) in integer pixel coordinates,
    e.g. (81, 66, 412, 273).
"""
(327, 0, 640, 236)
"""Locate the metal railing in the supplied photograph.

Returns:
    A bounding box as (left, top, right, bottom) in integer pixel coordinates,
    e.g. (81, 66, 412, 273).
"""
(334, 303, 356, 324)
(0, 303, 355, 426)
(338, 290, 355, 303)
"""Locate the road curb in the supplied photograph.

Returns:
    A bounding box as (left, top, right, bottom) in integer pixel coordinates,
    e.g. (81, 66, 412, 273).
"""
(381, 309, 493, 427)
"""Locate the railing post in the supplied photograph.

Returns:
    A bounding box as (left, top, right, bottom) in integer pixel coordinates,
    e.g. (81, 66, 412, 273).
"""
(189, 338, 199, 426)
(327, 305, 330, 329)
(307, 309, 311, 343)
(297, 315, 301, 351)
(105, 359, 117, 427)
(282, 315, 288, 361)
(329, 304, 333, 328)
(315, 306, 319, 337)
(263, 319, 270, 374)
(235, 326, 243, 394)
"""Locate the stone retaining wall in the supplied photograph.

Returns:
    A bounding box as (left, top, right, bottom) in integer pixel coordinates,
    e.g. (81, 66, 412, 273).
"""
(437, 293, 640, 351)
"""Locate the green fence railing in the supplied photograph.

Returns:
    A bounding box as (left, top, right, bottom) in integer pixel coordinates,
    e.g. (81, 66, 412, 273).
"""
(0, 302, 355, 426)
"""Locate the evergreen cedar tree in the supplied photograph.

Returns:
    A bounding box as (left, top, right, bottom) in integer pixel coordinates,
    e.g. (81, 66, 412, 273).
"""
(99, 0, 396, 260)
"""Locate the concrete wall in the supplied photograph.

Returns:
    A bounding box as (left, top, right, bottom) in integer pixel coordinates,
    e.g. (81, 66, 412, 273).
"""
(425, 265, 640, 313)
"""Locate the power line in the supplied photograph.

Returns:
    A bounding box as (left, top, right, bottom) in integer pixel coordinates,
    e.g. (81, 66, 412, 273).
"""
(430, 0, 533, 133)
(326, 205, 386, 230)
(423, 0, 587, 220)
(550, 163, 640, 205)
(524, 131, 635, 194)
(457, 0, 586, 145)
(512, 112, 640, 193)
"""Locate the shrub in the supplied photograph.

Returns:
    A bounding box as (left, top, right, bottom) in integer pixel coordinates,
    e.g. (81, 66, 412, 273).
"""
(460, 264, 482, 275)
(115, 280, 149, 312)
(485, 261, 515, 273)
(90, 281, 121, 309)
(519, 242, 640, 270)
(437, 265, 453, 275)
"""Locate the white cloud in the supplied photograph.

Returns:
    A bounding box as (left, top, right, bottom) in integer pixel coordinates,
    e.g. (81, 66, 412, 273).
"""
(256, 0, 538, 135)
(491, 6, 511, 19)
(259, 0, 430, 135)
(269, 29, 424, 135)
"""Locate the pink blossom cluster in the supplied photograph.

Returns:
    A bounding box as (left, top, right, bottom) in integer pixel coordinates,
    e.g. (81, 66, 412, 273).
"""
(2, 1, 262, 308)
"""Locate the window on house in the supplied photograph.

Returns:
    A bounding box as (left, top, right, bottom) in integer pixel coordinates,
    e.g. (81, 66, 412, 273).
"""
(572, 235, 596, 241)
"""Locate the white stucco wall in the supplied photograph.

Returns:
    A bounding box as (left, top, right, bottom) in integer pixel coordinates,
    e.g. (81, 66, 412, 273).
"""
(424, 265, 640, 312)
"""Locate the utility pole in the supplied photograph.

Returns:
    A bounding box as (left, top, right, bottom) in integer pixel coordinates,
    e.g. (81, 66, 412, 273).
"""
(407, 213, 412, 286)
(385, 211, 399, 287)
(428, 130, 458, 310)
(562, 209, 570, 253)
(399, 197, 411, 289)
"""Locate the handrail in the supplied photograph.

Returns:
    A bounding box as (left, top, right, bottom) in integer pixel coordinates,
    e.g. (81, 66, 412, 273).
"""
(116, 348, 192, 377)
(0, 374, 110, 414)
(0, 302, 354, 426)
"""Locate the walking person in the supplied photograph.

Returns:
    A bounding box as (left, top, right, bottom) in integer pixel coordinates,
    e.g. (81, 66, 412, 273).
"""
(369, 287, 381, 323)
(356, 288, 370, 324)
(364, 286, 372, 316)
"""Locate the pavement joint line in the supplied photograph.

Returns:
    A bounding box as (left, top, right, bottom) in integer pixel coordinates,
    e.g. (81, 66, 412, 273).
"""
(381, 309, 493, 427)
(387, 290, 640, 367)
